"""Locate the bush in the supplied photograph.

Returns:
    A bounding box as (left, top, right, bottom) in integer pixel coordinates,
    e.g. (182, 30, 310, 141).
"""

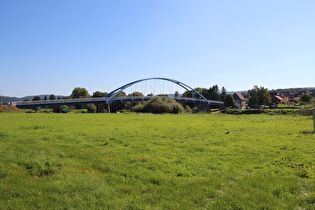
(185, 105, 192, 113)
(133, 96, 184, 114)
(223, 109, 301, 115)
(86, 104, 97, 113)
(223, 109, 264, 115)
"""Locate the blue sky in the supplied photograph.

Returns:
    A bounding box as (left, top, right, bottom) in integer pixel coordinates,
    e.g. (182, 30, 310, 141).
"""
(1, 0, 314, 97)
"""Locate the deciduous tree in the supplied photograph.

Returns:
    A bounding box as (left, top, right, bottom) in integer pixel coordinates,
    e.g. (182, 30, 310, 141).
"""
(128, 92, 144, 97)
(300, 94, 313, 103)
(247, 86, 271, 108)
(224, 94, 235, 108)
(49, 94, 56, 100)
(32, 96, 41, 101)
(71, 87, 89, 99)
(92, 91, 108, 98)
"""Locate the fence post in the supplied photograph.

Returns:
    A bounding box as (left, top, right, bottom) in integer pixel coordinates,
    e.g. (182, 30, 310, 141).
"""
(310, 108, 315, 132)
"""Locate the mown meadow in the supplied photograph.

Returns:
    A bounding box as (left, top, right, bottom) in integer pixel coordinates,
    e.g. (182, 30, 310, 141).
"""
(0, 113, 314, 209)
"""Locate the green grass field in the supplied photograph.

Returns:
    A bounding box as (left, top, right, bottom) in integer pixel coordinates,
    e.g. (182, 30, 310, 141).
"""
(0, 113, 314, 209)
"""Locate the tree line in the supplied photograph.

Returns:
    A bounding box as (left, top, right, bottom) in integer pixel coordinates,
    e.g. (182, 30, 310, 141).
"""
(28, 85, 314, 113)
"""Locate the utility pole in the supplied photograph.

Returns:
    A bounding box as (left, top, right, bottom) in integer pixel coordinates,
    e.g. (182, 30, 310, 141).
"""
(0, 90, 2, 106)
(310, 108, 315, 132)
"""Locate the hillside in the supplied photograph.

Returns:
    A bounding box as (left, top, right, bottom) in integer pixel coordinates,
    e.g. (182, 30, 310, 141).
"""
(2, 95, 66, 103)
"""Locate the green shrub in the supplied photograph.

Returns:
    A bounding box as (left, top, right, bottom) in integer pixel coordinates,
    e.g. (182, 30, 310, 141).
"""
(133, 96, 184, 114)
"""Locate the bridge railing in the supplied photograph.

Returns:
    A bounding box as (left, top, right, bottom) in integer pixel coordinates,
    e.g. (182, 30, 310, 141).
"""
(15, 96, 223, 108)
(15, 97, 108, 106)
(109, 96, 220, 104)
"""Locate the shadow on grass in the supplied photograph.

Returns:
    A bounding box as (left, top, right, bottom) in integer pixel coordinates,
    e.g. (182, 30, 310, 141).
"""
(300, 130, 315, 134)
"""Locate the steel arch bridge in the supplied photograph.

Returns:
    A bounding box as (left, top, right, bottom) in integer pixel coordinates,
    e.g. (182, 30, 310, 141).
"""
(15, 77, 224, 109)
(104, 77, 210, 104)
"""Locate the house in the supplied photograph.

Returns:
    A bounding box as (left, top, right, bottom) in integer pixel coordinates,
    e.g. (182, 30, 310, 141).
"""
(270, 92, 291, 104)
(271, 95, 284, 103)
(233, 93, 246, 109)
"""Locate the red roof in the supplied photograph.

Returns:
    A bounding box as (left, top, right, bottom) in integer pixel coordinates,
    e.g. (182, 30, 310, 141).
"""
(274, 95, 284, 101)
(233, 92, 246, 101)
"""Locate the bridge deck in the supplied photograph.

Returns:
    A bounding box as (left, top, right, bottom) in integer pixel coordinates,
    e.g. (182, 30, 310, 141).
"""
(15, 96, 223, 109)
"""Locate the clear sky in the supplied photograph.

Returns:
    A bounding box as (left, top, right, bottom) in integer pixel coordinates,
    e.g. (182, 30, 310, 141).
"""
(1, 0, 314, 97)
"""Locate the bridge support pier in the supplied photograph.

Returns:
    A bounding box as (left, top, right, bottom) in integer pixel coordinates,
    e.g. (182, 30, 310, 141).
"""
(198, 104, 212, 113)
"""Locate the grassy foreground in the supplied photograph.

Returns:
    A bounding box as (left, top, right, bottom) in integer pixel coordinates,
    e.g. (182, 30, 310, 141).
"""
(0, 113, 314, 209)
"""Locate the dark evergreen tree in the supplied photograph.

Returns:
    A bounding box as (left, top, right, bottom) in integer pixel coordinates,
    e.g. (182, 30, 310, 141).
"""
(221, 87, 227, 101)
(208, 85, 220, 100)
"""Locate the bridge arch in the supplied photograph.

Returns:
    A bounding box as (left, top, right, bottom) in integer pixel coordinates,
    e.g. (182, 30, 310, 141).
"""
(104, 77, 210, 104)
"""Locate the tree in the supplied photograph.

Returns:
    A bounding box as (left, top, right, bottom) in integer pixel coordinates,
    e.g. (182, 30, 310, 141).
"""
(44, 96, 47, 100)
(175, 91, 179, 98)
(109, 91, 127, 112)
(92, 91, 108, 98)
(32, 96, 41, 101)
(247, 86, 271, 108)
(70, 87, 89, 109)
(128, 92, 144, 97)
(49, 94, 56, 100)
(221, 87, 227, 101)
(194, 88, 209, 99)
(208, 85, 220, 101)
(300, 94, 313, 103)
(182, 90, 193, 98)
(224, 94, 235, 108)
(115, 92, 126, 97)
(70, 87, 89, 99)
(182, 88, 208, 99)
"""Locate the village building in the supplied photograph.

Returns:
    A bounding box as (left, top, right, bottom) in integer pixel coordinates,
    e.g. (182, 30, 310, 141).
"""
(271, 95, 284, 103)
(270, 92, 290, 104)
(233, 93, 246, 109)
